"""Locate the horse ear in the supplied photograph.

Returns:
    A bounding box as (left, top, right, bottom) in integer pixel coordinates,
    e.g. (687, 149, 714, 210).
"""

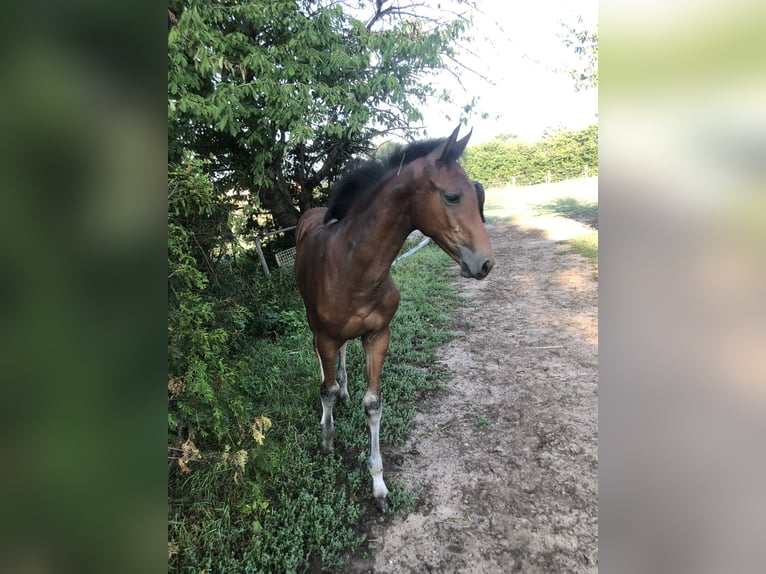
(452, 128, 473, 158)
(430, 126, 471, 164)
(427, 126, 460, 164)
(439, 126, 461, 163)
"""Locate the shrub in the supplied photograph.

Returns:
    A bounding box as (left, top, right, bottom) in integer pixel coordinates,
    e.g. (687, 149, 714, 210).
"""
(461, 124, 598, 186)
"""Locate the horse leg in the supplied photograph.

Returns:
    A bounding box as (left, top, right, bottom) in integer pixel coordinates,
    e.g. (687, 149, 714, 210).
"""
(314, 335, 340, 454)
(337, 342, 350, 404)
(362, 327, 391, 512)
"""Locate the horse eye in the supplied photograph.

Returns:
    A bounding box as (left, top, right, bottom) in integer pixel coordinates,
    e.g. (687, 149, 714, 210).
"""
(443, 192, 461, 206)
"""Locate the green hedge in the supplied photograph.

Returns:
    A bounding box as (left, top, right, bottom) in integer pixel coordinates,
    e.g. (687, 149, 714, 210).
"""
(461, 124, 598, 187)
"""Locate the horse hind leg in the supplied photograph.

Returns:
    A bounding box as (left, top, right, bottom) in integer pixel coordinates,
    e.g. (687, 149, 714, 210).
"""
(315, 337, 340, 454)
(337, 342, 349, 404)
(319, 386, 338, 454)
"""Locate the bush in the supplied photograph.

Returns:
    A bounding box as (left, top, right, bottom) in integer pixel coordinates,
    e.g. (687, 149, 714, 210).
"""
(461, 124, 598, 186)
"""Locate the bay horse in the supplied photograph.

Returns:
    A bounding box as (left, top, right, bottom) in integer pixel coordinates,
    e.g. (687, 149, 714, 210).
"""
(295, 126, 494, 512)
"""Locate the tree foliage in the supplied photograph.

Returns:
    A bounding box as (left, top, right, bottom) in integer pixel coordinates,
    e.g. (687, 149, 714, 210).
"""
(168, 155, 253, 444)
(461, 124, 598, 187)
(168, 0, 474, 229)
(561, 16, 598, 91)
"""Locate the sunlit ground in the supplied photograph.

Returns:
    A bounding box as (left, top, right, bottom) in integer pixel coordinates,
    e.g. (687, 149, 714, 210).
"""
(484, 178, 598, 268)
(484, 177, 598, 240)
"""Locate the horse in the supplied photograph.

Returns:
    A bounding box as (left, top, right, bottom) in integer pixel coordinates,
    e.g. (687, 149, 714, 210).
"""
(294, 126, 494, 512)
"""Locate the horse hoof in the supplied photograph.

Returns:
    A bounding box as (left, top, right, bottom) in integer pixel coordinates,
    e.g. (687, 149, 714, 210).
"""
(375, 497, 388, 514)
(320, 445, 334, 455)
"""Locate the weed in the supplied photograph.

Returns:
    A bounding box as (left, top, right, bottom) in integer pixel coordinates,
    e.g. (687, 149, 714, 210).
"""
(477, 416, 492, 427)
(386, 480, 418, 513)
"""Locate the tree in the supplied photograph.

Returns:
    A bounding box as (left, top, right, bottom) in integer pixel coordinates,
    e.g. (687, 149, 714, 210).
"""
(168, 0, 474, 229)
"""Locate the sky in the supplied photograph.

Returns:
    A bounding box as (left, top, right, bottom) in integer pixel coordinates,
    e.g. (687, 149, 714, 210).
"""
(418, 0, 598, 144)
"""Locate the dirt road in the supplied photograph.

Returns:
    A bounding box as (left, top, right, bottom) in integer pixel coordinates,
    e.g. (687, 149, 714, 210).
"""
(344, 180, 599, 573)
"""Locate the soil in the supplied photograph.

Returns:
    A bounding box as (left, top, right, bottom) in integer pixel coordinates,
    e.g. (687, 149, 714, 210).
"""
(338, 188, 599, 573)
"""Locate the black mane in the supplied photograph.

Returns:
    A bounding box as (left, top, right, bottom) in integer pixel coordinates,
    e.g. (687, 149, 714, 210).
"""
(324, 136, 462, 223)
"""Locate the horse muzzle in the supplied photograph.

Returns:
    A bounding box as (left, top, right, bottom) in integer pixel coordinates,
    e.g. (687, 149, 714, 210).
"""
(458, 246, 494, 280)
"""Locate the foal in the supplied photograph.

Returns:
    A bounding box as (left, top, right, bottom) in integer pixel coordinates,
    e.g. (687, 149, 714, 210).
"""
(295, 126, 494, 511)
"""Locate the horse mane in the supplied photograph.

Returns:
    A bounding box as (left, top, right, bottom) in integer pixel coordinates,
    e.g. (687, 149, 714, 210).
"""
(323, 136, 465, 223)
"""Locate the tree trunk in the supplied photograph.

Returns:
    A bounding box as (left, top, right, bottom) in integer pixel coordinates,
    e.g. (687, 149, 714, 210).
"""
(259, 183, 299, 229)
(255, 147, 300, 230)
(299, 181, 316, 213)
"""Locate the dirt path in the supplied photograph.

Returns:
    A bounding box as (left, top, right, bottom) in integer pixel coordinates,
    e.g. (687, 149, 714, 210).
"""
(343, 191, 599, 572)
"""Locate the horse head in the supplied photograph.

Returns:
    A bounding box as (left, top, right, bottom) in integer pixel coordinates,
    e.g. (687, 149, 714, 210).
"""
(409, 126, 495, 279)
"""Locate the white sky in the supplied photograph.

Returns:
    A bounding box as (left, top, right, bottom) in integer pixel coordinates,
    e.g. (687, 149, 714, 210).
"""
(418, 0, 598, 144)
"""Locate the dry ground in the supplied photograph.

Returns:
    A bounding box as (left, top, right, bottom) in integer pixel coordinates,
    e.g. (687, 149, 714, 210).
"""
(343, 178, 598, 573)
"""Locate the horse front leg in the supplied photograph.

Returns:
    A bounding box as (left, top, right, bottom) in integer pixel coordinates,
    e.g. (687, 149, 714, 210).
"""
(362, 327, 391, 512)
(315, 335, 340, 454)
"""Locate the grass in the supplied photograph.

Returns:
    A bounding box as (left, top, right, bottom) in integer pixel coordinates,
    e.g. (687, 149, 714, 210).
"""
(535, 195, 598, 267)
(169, 239, 459, 573)
(563, 230, 598, 264)
(536, 197, 598, 229)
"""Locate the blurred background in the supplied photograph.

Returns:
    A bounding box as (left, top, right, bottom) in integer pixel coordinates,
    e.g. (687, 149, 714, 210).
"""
(0, 0, 763, 572)
(0, 2, 166, 573)
(600, 1, 766, 572)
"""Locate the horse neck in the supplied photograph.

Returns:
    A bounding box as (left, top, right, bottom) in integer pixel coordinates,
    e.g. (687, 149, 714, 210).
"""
(339, 174, 416, 273)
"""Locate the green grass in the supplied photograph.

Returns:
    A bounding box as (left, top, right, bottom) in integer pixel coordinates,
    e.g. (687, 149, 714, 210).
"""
(169, 240, 459, 573)
(563, 230, 598, 264)
(536, 196, 598, 267)
(559, 230, 599, 279)
(536, 196, 598, 228)
(482, 195, 508, 224)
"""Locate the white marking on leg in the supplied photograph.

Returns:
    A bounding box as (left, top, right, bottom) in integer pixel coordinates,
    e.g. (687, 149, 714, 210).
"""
(337, 343, 349, 403)
(364, 392, 389, 501)
(316, 346, 338, 453)
(320, 383, 339, 454)
(315, 348, 324, 384)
